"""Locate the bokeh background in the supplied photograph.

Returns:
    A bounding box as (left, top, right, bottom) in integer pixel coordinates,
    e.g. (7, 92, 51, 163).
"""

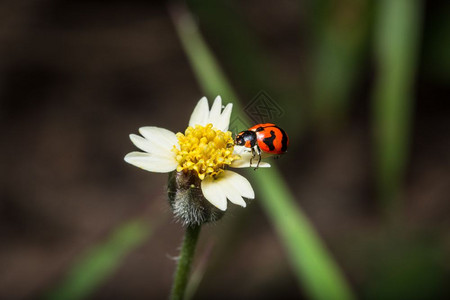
(1, 0, 449, 299)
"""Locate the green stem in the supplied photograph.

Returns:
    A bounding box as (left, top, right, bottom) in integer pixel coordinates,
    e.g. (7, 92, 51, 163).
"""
(170, 225, 202, 300)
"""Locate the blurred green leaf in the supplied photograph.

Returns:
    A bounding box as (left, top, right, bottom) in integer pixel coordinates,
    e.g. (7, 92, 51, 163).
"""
(372, 0, 423, 211)
(172, 7, 355, 300)
(46, 218, 154, 300)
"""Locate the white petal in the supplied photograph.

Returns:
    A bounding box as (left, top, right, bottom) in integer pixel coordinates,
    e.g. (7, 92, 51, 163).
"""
(230, 150, 271, 168)
(124, 151, 177, 173)
(233, 145, 252, 155)
(220, 170, 255, 199)
(207, 96, 222, 127)
(230, 158, 271, 168)
(189, 97, 209, 127)
(129, 134, 153, 153)
(215, 175, 247, 207)
(216, 103, 232, 132)
(201, 176, 227, 211)
(129, 134, 175, 158)
(138, 127, 179, 151)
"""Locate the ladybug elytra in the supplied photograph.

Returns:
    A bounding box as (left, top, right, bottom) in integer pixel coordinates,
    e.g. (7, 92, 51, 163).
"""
(235, 123, 289, 169)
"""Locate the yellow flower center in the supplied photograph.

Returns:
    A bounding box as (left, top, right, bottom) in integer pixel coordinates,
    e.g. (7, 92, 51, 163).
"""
(173, 123, 239, 180)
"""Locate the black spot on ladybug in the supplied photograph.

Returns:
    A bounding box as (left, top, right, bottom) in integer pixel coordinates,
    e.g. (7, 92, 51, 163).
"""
(262, 130, 276, 151)
(255, 127, 265, 132)
(276, 126, 288, 152)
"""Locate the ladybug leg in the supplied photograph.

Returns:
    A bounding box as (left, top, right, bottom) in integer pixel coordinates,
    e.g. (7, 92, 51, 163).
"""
(252, 145, 262, 170)
(255, 154, 261, 170)
(250, 147, 256, 166)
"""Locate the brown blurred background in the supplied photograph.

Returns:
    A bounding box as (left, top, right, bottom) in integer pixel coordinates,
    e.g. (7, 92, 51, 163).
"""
(1, 0, 449, 299)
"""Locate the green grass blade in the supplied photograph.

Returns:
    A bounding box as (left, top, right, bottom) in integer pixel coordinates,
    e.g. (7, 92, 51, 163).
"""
(46, 218, 154, 300)
(170, 6, 241, 112)
(309, 0, 371, 131)
(187, 0, 272, 96)
(172, 7, 355, 300)
(187, 0, 306, 134)
(372, 0, 423, 211)
(251, 166, 354, 300)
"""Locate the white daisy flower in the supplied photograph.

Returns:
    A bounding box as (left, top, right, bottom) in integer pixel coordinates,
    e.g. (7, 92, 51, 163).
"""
(125, 96, 270, 215)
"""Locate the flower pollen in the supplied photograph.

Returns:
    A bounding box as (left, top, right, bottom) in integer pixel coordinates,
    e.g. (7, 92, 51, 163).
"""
(173, 123, 239, 180)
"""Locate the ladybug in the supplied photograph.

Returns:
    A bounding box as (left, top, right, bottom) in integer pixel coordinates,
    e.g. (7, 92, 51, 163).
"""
(235, 123, 289, 168)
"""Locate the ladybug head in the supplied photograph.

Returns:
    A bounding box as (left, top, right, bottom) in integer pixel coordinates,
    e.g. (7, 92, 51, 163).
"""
(235, 130, 256, 148)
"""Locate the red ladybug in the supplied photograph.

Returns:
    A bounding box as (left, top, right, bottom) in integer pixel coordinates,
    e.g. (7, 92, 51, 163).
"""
(235, 123, 289, 168)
